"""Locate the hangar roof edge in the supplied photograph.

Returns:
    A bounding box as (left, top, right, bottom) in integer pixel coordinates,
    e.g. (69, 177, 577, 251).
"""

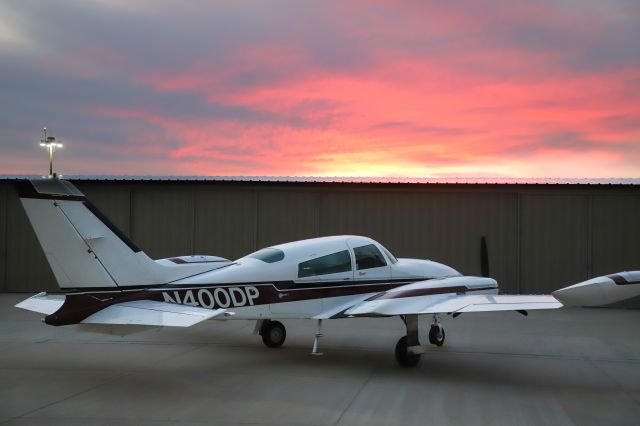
(1, 175, 639, 185)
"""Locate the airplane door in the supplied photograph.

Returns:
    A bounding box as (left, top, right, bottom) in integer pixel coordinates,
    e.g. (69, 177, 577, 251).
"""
(347, 238, 392, 281)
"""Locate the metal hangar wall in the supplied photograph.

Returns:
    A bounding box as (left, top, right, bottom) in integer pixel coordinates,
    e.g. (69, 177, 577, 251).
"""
(0, 178, 638, 294)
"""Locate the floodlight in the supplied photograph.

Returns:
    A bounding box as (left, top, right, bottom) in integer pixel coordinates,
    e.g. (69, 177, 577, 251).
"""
(39, 127, 63, 176)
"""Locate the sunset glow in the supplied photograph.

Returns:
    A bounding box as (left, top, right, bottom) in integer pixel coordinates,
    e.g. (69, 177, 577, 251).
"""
(1, 1, 639, 177)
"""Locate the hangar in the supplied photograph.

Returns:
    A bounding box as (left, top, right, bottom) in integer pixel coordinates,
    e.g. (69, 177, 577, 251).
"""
(1, 176, 640, 425)
(0, 176, 639, 296)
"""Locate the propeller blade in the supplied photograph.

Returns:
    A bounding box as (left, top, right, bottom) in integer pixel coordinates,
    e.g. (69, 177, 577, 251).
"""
(480, 236, 490, 277)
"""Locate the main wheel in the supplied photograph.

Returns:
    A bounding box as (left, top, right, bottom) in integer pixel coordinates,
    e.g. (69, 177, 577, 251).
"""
(261, 320, 286, 348)
(394, 336, 421, 367)
(428, 325, 445, 346)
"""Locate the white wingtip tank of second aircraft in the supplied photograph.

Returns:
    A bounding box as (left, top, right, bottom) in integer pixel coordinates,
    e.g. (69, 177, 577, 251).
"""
(553, 271, 640, 307)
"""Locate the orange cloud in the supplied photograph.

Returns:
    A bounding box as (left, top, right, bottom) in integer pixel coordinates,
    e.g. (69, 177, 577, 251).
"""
(1, 1, 638, 177)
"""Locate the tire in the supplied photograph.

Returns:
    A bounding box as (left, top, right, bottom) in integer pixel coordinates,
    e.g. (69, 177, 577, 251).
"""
(261, 320, 286, 348)
(428, 325, 445, 346)
(394, 336, 421, 367)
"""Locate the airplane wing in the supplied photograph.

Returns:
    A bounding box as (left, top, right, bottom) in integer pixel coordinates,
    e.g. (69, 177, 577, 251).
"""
(341, 279, 562, 317)
(345, 293, 561, 317)
(15, 293, 225, 327)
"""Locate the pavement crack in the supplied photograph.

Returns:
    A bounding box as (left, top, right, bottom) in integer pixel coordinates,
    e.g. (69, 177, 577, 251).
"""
(333, 369, 374, 426)
(4, 371, 133, 424)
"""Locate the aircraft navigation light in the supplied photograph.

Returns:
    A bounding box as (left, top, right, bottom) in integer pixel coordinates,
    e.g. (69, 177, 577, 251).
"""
(39, 127, 63, 177)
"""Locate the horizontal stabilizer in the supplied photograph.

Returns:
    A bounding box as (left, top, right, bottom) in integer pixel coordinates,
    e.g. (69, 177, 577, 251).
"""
(81, 300, 226, 327)
(15, 292, 65, 315)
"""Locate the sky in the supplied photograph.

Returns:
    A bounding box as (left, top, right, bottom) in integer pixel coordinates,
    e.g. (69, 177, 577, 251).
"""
(1, 1, 639, 177)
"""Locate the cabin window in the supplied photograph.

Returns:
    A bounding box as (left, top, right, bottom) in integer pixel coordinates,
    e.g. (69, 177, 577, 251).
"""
(248, 248, 285, 263)
(354, 244, 387, 270)
(298, 250, 352, 278)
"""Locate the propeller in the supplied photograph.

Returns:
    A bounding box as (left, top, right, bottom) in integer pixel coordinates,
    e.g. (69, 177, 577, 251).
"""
(450, 239, 490, 321)
(480, 236, 490, 278)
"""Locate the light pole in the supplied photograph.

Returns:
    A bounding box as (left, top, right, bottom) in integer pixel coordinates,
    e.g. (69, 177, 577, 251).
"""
(39, 127, 63, 176)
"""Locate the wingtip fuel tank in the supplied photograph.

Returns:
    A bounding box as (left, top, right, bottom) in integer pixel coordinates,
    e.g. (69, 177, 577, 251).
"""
(552, 271, 640, 307)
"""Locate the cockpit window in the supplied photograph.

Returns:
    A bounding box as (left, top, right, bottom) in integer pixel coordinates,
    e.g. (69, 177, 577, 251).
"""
(354, 244, 387, 270)
(247, 248, 285, 263)
(381, 246, 398, 264)
(298, 250, 352, 278)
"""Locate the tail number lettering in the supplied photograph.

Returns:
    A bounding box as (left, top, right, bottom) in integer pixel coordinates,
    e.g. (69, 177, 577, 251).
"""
(163, 286, 260, 309)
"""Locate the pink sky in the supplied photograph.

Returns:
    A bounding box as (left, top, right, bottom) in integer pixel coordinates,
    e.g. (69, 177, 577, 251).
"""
(1, 1, 639, 177)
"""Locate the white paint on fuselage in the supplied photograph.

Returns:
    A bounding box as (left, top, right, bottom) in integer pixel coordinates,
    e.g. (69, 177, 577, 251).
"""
(166, 236, 466, 319)
(171, 236, 461, 286)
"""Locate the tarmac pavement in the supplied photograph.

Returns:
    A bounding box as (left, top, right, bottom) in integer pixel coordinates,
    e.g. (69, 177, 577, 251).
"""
(0, 293, 639, 425)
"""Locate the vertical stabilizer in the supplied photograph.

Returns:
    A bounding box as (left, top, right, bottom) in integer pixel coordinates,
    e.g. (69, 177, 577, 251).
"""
(16, 178, 222, 290)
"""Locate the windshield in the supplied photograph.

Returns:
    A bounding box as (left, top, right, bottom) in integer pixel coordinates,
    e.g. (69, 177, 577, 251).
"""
(247, 248, 285, 263)
(381, 245, 398, 264)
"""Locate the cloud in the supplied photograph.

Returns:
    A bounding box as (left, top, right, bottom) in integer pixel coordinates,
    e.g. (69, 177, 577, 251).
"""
(0, 1, 638, 177)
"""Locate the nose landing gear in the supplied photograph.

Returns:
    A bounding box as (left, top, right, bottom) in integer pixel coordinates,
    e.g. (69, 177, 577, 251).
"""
(428, 314, 445, 346)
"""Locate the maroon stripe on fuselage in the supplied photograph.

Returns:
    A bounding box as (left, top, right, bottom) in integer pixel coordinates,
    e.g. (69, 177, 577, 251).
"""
(44, 277, 476, 325)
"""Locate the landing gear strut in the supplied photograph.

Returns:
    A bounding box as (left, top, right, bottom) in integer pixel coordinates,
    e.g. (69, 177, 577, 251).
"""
(395, 315, 424, 367)
(311, 319, 324, 355)
(259, 320, 286, 348)
(394, 314, 447, 366)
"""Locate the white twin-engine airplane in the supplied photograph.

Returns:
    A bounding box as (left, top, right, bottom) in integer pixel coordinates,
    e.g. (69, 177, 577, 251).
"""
(14, 178, 640, 366)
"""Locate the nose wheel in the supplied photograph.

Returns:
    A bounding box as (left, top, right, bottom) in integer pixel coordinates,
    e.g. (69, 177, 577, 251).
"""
(428, 324, 445, 346)
(428, 314, 445, 346)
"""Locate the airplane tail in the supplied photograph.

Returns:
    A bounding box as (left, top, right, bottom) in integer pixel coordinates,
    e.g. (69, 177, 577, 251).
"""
(16, 178, 227, 291)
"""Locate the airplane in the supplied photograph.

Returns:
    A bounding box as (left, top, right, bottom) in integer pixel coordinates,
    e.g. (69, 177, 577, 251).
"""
(12, 177, 639, 366)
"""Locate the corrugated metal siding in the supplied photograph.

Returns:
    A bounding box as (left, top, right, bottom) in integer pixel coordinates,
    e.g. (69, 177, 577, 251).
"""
(257, 190, 319, 249)
(520, 194, 590, 294)
(0, 185, 6, 291)
(194, 189, 257, 260)
(592, 194, 640, 276)
(131, 187, 194, 259)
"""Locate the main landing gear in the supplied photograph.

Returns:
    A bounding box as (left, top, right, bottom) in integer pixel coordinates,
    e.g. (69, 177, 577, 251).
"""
(256, 316, 446, 367)
(258, 320, 286, 348)
(395, 314, 446, 367)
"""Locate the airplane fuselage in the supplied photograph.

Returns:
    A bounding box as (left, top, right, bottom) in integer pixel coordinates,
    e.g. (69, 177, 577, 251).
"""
(45, 251, 498, 326)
